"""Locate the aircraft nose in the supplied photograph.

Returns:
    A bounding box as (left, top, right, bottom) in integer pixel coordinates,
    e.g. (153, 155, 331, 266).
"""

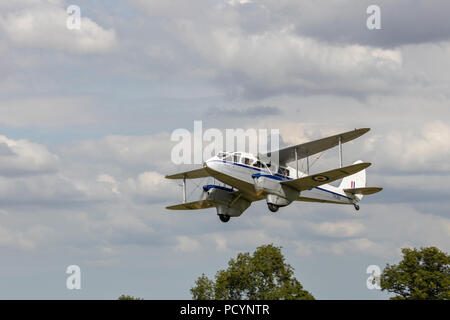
(204, 158, 217, 171)
(203, 160, 212, 170)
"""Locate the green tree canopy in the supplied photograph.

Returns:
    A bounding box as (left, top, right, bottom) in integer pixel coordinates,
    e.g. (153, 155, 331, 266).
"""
(117, 294, 143, 300)
(381, 246, 450, 300)
(191, 244, 314, 300)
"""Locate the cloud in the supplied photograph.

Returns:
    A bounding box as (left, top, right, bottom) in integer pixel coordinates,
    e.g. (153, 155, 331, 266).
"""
(59, 133, 174, 172)
(0, 223, 54, 250)
(0, 96, 100, 128)
(0, 0, 117, 54)
(122, 171, 177, 202)
(174, 235, 200, 252)
(242, 0, 450, 48)
(363, 121, 450, 172)
(132, 0, 405, 99)
(0, 132, 185, 208)
(0, 135, 59, 176)
(228, 0, 253, 6)
(309, 221, 366, 238)
(324, 238, 388, 257)
(207, 105, 281, 118)
(181, 23, 403, 98)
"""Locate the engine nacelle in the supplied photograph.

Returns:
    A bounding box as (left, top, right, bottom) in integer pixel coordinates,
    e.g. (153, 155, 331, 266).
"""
(266, 194, 291, 207)
(252, 173, 299, 207)
(203, 185, 251, 217)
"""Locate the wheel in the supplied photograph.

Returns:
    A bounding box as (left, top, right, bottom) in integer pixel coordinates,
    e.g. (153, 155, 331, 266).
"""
(218, 214, 230, 223)
(354, 204, 360, 211)
(268, 203, 279, 212)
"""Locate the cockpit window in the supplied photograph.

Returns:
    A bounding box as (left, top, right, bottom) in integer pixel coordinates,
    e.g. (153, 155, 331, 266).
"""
(217, 152, 226, 158)
(277, 166, 289, 177)
(243, 158, 250, 165)
(253, 161, 261, 168)
(233, 154, 240, 163)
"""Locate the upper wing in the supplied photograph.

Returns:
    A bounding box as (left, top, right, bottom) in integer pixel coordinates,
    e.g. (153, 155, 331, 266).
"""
(343, 187, 383, 195)
(165, 167, 210, 179)
(261, 128, 370, 165)
(281, 162, 371, 192)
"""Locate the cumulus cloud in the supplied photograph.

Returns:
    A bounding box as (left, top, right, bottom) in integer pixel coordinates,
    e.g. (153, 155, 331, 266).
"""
(363, 121, 450, 172)
(0, 223, 54, 250)
(59, 133, 173, 172)
(309, 221, 366, 238)
(238, 0, 450, 48)
(122, 171, 176, 202)
(179, 21, 403, 98)
(174, 235, 200, 252)
(0, 135, 59, 176)
(0, 0, 117, 54)
(134, 0, 404, 98)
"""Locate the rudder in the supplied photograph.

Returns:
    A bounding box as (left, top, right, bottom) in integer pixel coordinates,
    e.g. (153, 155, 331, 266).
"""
(339, 160, 366, 201)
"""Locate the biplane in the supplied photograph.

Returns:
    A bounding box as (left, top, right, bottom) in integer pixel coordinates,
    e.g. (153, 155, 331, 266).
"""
(165, 128, 382, 222)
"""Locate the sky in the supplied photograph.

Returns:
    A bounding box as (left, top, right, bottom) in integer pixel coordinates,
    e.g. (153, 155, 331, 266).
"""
(0, 0, 449, 299)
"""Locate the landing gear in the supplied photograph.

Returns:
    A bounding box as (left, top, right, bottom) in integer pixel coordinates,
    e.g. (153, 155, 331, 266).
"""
(353, 204, 360, 211)
(218, 214, 230, 223)
(268, 203, 279, 213)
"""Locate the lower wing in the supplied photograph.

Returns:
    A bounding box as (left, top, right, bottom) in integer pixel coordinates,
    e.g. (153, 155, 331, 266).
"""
(166, 200, 216, 210)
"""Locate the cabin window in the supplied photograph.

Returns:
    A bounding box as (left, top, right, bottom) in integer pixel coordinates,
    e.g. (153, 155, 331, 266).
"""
(233, 154, 240, 163)
(224, 155, 232, 161)
(254, 161, 261, 168)
(278, 166, 289, 177)
(217, 152, 226, 159)
(243, 158, 250, 165)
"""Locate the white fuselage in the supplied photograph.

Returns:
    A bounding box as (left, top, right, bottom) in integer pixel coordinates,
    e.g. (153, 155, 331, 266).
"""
(204, 154, 355, 205)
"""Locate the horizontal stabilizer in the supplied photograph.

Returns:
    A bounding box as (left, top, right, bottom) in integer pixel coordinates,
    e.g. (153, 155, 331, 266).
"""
(281, 162, 371, 192)
(165, 167, 210, 179)
(344, 187, 383, 195)
(166, 200, 216, 210)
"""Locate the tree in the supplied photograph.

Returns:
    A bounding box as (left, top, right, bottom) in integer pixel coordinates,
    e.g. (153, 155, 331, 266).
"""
(191, 244, 314, 300)
(191, 274, 215, 300)
(381, 247, 450, 300)
(117, 294, 143, 300)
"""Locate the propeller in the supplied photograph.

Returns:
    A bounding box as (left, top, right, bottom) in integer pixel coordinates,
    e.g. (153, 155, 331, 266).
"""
(252, 174, 265, 197)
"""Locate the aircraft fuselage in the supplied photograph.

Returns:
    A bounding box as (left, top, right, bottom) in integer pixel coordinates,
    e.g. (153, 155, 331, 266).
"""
(204, 154, 355, 206)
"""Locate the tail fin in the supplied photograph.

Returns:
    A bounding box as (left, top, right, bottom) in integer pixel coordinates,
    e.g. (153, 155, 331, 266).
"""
(339, 160, 366, 201)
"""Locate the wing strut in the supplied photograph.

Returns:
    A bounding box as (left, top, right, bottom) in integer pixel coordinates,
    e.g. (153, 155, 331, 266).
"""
(182, 175, 186, 203)
(295, 148, 310, 177)
(306, 156, 309, 175)
(338, 136, 343, 168)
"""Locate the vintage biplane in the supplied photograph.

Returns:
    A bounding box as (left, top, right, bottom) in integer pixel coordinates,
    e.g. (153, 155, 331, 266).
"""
(165, 128, 382, 222)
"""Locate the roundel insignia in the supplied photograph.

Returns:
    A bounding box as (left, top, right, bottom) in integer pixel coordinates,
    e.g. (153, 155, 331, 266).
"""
(312, 175, 329, 182)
